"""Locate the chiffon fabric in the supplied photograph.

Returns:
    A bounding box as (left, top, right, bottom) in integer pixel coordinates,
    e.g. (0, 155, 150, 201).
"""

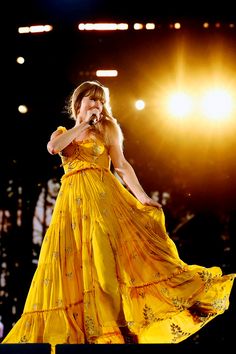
(2, 126, 235, 349)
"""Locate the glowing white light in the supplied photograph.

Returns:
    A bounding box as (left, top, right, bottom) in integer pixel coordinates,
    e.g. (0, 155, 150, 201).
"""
(18, 27, 30, 33)
(201, 89, 233, 120)
(78, 23, 128, 31)
(18, 105, 28, 114)
(174, 22, 181, 29)
(18, 25, 53, 34)
(135, 100, 145, 110)
(30, 25, 46, 33)
(168, 92, 193, 118)
(16, 57, 25, 64)
(146, 23, 155, 30)
(44, 25, 53, 32)
(203, 22, 209, 28)
(96, 70, 118, 77)
(134, 23, 143, 30)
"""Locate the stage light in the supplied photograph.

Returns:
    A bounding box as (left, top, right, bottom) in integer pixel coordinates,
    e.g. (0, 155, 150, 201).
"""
(146, 23, 155, 30)
(174, 22, 181, 29)
(18, 105, 28, 114)
(135, 100, 145, 110)
(18, 25, 53, 34)
(96, 70, 118, 77)
(167, 92, 193, 118)
(201, 89, 233, 121)
(16, 57, 25, 64)
(78, 23, 128, 31)
(134, 23, 144, 30)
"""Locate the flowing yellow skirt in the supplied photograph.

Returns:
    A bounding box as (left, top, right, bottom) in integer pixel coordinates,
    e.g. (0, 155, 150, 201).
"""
(2, 167, 235, 349)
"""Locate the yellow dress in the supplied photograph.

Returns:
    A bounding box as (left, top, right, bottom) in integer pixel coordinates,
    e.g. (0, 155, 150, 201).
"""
(2, 126, 235, 348)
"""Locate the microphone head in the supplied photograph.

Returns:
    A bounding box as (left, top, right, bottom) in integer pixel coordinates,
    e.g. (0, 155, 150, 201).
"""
(88, 119, 95, 126)
(89, 113, 98, 126)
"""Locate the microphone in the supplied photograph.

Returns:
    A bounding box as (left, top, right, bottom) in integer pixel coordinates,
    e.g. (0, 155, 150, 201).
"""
(88, 114, 97, 126)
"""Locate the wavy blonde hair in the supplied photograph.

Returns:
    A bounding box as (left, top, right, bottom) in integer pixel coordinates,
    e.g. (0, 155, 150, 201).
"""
(67, 80, 123, 149)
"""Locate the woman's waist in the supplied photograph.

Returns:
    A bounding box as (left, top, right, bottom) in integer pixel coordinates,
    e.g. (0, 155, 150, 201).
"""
(61, 161, 109, 181)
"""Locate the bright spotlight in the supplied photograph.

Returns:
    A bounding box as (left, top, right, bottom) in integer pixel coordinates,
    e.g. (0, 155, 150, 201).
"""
(167, 92, 193, 118)
(18, 105, 28, 114)
(201, 89, 233, 120)
(16, 57, 25, 64)
(174, 22, 181, 29)
(134, 23, 144, 30)
(78, 23, 128, 31)
(135, 100, 145, 110)
(96, 70, 118, 77)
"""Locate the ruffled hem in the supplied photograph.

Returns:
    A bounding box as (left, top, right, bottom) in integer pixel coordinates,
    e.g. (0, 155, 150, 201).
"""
(3, 270, 234, 343)
(121, 268, 235, 343)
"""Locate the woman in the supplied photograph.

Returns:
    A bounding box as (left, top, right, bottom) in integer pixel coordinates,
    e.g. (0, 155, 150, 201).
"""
(2, 80, 235, 346)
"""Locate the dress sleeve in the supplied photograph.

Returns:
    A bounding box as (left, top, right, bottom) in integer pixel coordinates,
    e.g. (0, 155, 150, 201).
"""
(55, 126, 67, 156)
(56, 126, 67, 133)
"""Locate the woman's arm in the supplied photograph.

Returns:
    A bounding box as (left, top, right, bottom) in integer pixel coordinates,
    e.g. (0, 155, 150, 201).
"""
(109, 142, 162, 208)
(47, 122, 90, 155)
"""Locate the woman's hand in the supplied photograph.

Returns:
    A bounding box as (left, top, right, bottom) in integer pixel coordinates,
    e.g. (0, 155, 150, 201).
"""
(138, 194, 162, 209)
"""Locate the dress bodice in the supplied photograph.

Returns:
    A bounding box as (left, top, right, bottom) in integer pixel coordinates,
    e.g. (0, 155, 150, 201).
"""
(57, 126, 111, 177)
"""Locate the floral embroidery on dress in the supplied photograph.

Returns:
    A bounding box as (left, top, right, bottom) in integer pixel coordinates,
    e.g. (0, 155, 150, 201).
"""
(142, 304, 162, 326)
(198, 270, 221, 292)
(212, 296, 228, 311)
(19, 335, 29, 343)
(65, 247, 73, 255)
(52, 251, 59, 259)
(85, 316, 96, 336)
(43, 278, 52, 287)
(24, 321, 32, 329)
(32, 303, 41, 310)
(138, 291, 146, 298)
(56, 299, 63, 306)
(130, 252, 138, 260)
(172, 297, 190, 311)
(129, 278, 136, 285)
(99, 192, 106, 199)
(170, 323, 191, 342)
(154, 272, 161, 279)
(76, 197, 82, 206)
(65, 272, 73, 278)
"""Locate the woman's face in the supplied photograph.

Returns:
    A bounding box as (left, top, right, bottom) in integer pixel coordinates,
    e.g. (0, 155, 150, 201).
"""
(79, 94, 104, 122)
